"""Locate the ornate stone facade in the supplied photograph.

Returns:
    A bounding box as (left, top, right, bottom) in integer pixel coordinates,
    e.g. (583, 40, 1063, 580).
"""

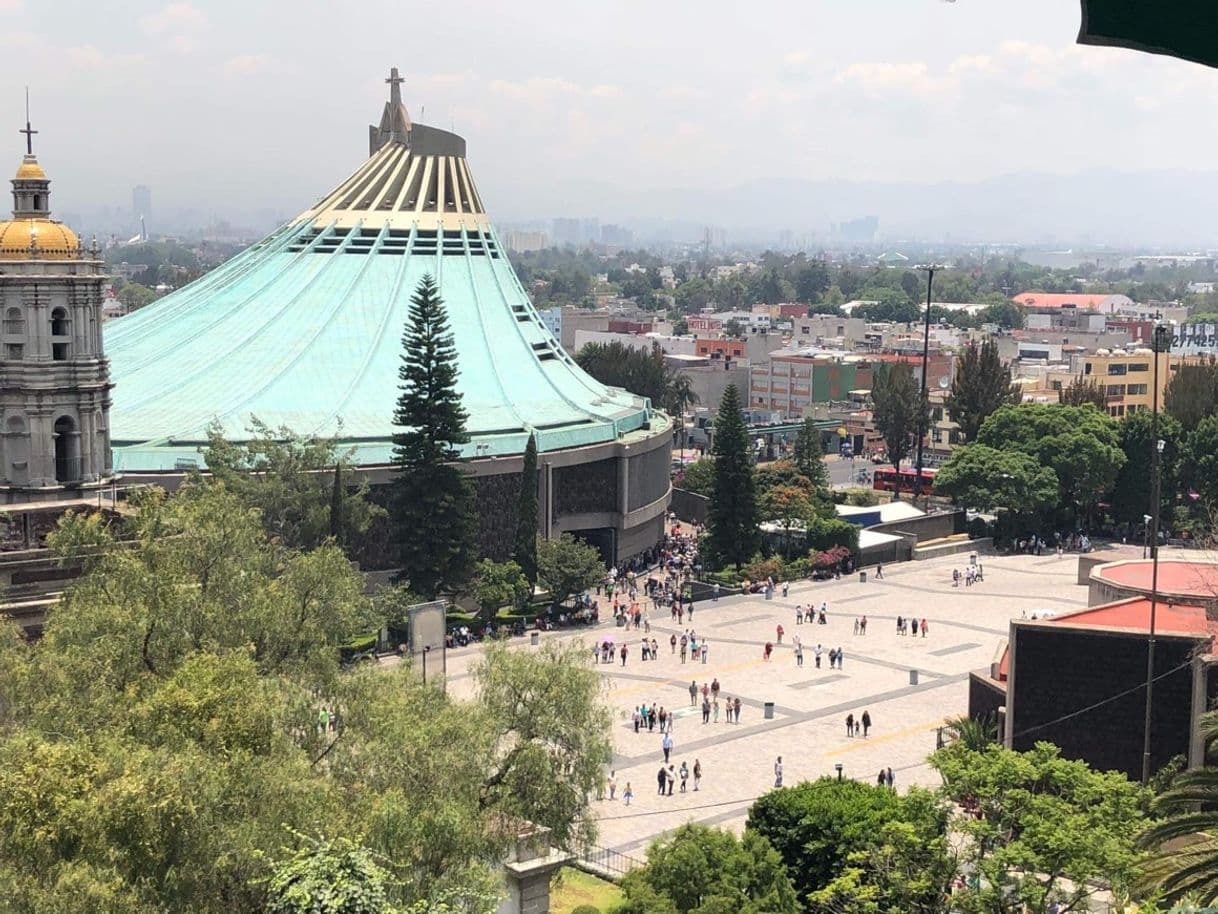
(0, 147, 112, 503)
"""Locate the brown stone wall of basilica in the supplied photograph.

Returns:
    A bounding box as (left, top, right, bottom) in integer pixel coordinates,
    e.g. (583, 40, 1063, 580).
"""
(553, 458, 618, 520)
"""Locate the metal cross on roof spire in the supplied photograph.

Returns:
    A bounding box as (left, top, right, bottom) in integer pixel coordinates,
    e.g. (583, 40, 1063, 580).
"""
(385, 67, 404, 108)
(19, 87, 37, 156)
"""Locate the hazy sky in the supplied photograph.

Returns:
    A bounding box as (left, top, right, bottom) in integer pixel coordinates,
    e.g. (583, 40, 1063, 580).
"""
(5, 0, 1218, 225)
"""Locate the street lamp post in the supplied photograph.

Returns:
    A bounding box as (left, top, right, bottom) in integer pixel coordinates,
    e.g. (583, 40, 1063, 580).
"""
(1141, 321, 1171, 785)
(914, 266, 936, 501)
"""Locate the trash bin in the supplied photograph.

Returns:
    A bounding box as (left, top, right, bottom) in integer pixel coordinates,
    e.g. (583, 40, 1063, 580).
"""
(969, 552, 977, 565)
(764, 701, 775, 720)
(859, 571, 867, 583)
(909, 669, 919, 685)
(765, 587, 773, 601)
(530, 632, 539, 646)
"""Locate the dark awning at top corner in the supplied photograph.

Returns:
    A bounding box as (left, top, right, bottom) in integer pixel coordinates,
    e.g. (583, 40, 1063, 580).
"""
(1079, 0, 1218, 69)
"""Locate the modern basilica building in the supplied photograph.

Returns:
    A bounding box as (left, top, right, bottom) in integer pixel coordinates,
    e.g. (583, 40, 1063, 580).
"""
(105, 70, 671, 563)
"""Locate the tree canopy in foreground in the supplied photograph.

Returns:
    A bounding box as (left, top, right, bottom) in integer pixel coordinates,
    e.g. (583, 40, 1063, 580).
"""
(0, 482, 611, 913)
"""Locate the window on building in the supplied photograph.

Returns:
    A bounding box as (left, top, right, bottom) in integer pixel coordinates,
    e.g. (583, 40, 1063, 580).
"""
(949, 430, 962, 444)
(1107, 384, 1126, 396)
(1107, 363, 1127, 376)
(1084, 364, 1092, 375)
(932, 428, 943, 443)
(932, 407, 944, 422)
(52, 342, 69, 361)
(1126, 383, 1148, 396)
(5, 343, 22, 360)
(1127, 363, 1149, 373)
(3, 307, 23, 335)
(1051, 380, 1063, 391)
(50, 307, 69, 337)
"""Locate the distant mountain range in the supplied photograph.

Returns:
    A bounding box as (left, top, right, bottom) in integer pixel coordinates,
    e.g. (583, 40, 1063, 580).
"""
(494, 169, 1218, 249)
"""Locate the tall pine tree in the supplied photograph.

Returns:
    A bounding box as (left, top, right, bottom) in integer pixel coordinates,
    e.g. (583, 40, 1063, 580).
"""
(945, 339, 1019, 443)
(792, 416, 830, 489)
(390, 274, 477, 599)
(514, 433, 539, 586)
(708, 384, 759, 570)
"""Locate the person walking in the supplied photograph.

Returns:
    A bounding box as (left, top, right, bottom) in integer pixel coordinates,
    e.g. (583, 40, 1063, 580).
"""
(712, 698, 720, 723)
(608, 771, 617, 800)
(921, 618, 928, 638)
(764, 641, 774, 661)
(885, 766, 895, 789)
(796, 604, 804, 625)
(877, 768, 886, 786)
(861, 710, 871, 737)
(734, 696, 742, 723)
(853, 618, 860, 636)
(774, 755, 784, 788)
(846, 712, 854, 737)
(662, 731, 673, 763)
(911, 618, 919, 637)
(623, 781, 634, 806)
(712, 582, 720, 601)
(836, 647, 844, 669)
(702, 697, 711, 724)
(666, 765, 675, 795)
(693, 759, 702, 791)
(657, 765, 668, 795)
(796, 643, 804, 666)
(670, 633, 677, 654)
(776, 623, 784, 644)
(689, 680, 698, 706)
(860, 615, 867, 634)
(620, 643, 628, 665)
(814, 643, 822, 668)
(679, 761, 689, 792)
(875, 564, 883, 579)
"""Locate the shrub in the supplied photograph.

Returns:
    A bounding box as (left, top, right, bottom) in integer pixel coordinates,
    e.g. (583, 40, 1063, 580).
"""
(571, 906, 601, 914)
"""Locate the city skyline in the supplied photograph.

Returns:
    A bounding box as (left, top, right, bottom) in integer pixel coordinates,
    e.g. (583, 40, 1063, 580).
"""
(6, 1, 1218, 245)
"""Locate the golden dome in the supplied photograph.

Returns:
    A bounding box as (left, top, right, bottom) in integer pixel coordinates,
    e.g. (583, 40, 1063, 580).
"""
(15, 159, 46, 180)
(0, 219, 80, 260)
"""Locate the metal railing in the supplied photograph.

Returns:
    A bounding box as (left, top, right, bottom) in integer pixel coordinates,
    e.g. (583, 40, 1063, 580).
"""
(572, 841, 644, 879)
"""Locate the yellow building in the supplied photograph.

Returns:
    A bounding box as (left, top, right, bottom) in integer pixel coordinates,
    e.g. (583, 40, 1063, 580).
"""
(1079, 349, 1200, 418)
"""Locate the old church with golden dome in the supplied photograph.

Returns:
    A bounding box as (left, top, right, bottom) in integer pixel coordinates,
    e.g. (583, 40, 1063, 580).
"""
(0, 116, 112, 503)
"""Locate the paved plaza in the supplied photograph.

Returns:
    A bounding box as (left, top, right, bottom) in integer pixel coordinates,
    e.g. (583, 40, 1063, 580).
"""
(442, 548, 1125, 857)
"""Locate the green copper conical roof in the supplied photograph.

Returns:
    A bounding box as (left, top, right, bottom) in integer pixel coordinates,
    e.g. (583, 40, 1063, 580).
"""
(105, 82, 659, 472)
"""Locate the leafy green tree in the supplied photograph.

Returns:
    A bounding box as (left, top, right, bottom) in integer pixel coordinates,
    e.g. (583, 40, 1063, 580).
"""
(932, 742, 1147, 914)
(976, 300, 1025, 330)
(1165, 356, 1218, 427)
(870, 362, 926, 475)
(203, 419, 383, 551)
(536, 533, 605, 607)
(808, 789, 957, 914)
(747, 778, 934, 904)
(759, 485, 815, 557)
(804, 514, 860, 554)
(1185, 415, 1218, 507)
(677, 458, 715, 497)
(708, 385, 759, 569)
(945, 339, 1019, 443)
(792, 417, 831, 489)
(675, 277, 713, 314)
(1058, 373, 1108, 409)
(513, 435, 539, 586)
(723, 318, 746, 339)
(265, 834, 397, 914)
(117, 281, 157, 311)
(576, 341, 672, 404)
(471, 560, 531, 619)
(943, 713, 999, 751)
(1138, 710, 1218, 905)
(976, 403, 1124, 518)
(620, 824, 798, 914)
(795, 262, 831, 304)
(934, 444, 1059, 515)
(1111, 410, 1182, 527)
(855, 291, 920, 324)
(390, 274, 477, 599)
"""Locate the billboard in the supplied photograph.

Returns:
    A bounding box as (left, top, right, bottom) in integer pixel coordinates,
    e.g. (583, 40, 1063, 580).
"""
(1172, 323, 1218, 356)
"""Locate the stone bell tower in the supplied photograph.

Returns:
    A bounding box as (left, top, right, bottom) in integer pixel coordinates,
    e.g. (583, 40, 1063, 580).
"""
(0, 100, 113, 503)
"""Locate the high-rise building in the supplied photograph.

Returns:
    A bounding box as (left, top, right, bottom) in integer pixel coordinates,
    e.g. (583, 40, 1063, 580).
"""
(0, 134, 113, 502)
(104, 70, 672, 563)
(130, 184, 151, 224)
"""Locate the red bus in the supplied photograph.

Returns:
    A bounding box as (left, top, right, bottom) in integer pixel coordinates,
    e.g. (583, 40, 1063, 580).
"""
(873, 467, 937, 495)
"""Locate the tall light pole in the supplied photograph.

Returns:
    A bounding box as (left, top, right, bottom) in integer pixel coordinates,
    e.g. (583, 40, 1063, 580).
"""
(1141, 320, 1171, 785)
(914, 266, 936, 500)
